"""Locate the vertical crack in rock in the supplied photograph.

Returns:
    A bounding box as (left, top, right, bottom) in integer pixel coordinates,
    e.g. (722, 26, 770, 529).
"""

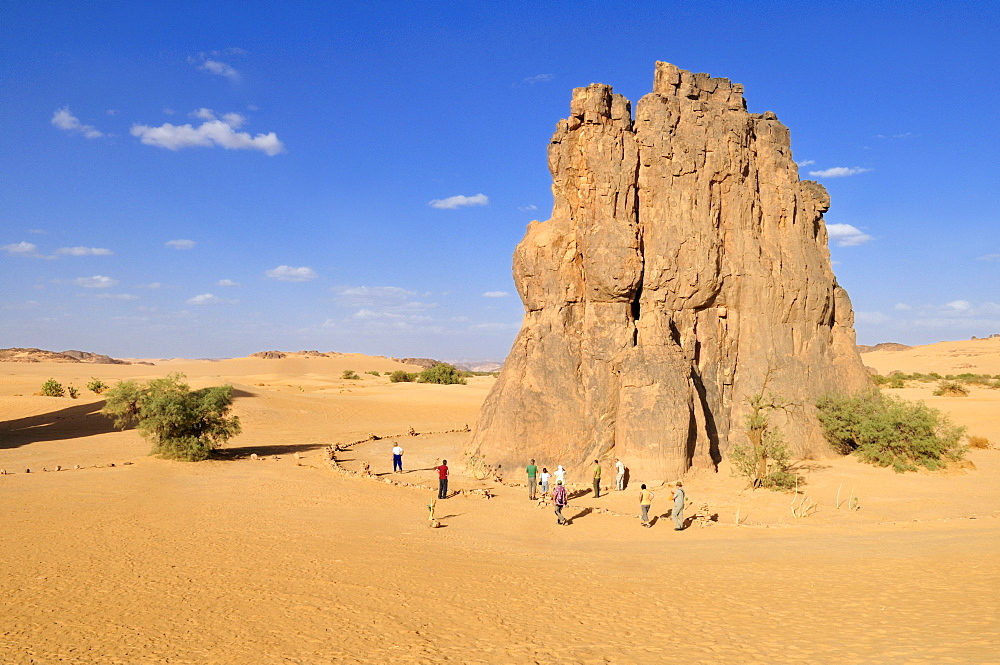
(467, 62, 871, 482)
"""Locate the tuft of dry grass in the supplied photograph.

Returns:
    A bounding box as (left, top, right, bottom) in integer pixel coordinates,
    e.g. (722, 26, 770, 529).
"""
(967, 435, 991, 449)
(933, 381, 970, 397)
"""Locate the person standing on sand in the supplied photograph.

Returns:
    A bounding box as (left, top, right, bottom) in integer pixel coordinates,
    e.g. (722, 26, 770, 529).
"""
(552, 480, 568, 525)
(526, 459, 539, 500)
(671, 480, 686, 530)
(615, 458, 626, 491)
(539, 467, 551, 495)
(391, 443, 404, 473)
(592, 459, 602, 498)
(554, 465, 566, 487)
(437, 460, 449, 499)
(639, 484, 653, 527)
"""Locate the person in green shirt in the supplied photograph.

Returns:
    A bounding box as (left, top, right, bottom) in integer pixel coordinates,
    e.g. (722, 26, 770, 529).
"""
(592, 459, 602, 498)
(526, 459, 539, 500)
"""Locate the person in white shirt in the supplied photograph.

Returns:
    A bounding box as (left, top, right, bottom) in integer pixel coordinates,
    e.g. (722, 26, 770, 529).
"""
(615, 458, 626, 491)
(554, 465, 566, 487)
(539, 467, 551, 495)
(391, 444, 404, 472)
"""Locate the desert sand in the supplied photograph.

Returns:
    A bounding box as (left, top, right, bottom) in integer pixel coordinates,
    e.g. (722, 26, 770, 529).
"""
(2, 346, 999, 664)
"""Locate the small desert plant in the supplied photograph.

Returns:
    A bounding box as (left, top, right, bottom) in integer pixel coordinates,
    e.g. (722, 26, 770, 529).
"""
(816, 391, 966, 472)
(366, 370, 380, 376)
(417, 363, 467, 385)
(66, 386, 79, 399)
(87, 377, 109, 394)
(933, 381, 969, 397)
(341, 370, 361, 380)
(730, 375, 800, 491)
(886, 375, 905, 389)
(389, 370, 418, 383)
(101, 373, 241, 461)
(967, 435, 991, 449)
(40, 378, 65, 397)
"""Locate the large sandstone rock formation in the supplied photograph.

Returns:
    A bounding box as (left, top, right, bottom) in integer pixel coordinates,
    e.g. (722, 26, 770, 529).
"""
(467, 62, 871, 481)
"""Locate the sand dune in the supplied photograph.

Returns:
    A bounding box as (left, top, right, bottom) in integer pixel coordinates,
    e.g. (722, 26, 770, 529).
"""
(1, 347, 998, 664)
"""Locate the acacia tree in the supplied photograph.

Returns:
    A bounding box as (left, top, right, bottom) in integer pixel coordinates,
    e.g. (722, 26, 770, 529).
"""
(729, 368, 798, 490)
(101, 373, 241, 461)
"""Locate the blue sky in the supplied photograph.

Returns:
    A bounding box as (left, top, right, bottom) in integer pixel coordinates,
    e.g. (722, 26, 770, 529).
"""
(1, 1, 997, 360)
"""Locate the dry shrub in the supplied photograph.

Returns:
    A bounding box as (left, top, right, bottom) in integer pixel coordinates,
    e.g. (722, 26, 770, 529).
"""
(967, 435, 991, 449)
(933, 381, 970, 397)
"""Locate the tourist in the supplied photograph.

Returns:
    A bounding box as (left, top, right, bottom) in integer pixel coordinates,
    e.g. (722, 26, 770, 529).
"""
(592, 459, 602, 498)
(391, 443, 404, 473)
(615, 458, 626, 491)
(639, 483, 653, 527)
(539, 467, 551, 495)
(437, 459, 449, 499)
(526, 458, 538, 500)
(671, 480, 686, 530)
(552, 479, 568, 525)
(554, 465, 566, 486)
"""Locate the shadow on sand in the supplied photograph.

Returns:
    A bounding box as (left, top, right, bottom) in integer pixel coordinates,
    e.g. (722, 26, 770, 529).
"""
(0, 400, 118, 449)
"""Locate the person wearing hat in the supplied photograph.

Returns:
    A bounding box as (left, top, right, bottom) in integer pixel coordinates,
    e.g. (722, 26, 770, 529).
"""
(552, 479, 568, 525)
(671, 480, 686, 530)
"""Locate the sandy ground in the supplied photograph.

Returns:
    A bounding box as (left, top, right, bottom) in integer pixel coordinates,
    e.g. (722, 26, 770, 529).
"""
(2, 351, 999, 664)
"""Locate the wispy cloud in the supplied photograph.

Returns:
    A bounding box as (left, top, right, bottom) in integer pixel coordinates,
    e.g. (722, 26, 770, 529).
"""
(482, 291, 509, 298)
(186, 293, 236, 305)
(2, 241, 41, 256)
(518, 204, 538, 212)
(75, 275, 118, 288)
(95, 293, 139, 301)
(808, 166, 872, 178)
(165, 239, 196, 250)
(137, 282, 162, 289)
(796, 159, 815, 167)
(976, 253, 1000, 261)
(265, 265, 317, 282)
(187, 51, 244, 82)
(826, 223, 873, 247)
(51, 107, 104, 139)
(216, 279, 241, 287)
(131, 109, 284, 156)
(55, 246, 113, 256)
(429, 193, 489, 209)
(875, 132, 915, 139)
(523, 73, 554, 85)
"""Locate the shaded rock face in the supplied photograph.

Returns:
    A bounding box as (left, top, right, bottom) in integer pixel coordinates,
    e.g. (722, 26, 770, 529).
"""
(468, 62, 871, 481)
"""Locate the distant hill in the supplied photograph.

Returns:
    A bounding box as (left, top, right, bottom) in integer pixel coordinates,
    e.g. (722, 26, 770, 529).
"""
(857, 342, 912, 354)
(0, 347, 130, 364)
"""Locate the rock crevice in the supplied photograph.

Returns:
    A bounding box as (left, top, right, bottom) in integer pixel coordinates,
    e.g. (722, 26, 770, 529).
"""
(468, 62, 870, 481)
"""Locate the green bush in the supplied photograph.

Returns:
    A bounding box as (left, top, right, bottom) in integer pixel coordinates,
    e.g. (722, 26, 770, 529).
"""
(389, 370, 418, 383)
(417, 363, 467, 385)
(366, 370, 380, 376)
(67, 386, 79, 399)
(728, 387, 800, 491)
(886, 376, 905, 389)
(341, 369, 360, 380)
(40, 378, 65, 397)
(101, 373, 241, 461)
(933, 381, 970, 397)
(816, 391, 966, 472)
(87, 377, 109, 394)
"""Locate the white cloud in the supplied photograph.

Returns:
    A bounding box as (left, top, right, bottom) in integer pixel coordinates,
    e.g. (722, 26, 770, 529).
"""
(2, 241, 41, 256)
(186, 293, 235, 305)
(945, 300, 971, 312)
(165, 239, 196, 250)
(482, 291, 509, 298)
(518, 204, 538, 212)
(216, 279, 241, 287)
(200, 59, 240, 81)
(808, 166, 872, 178)
(265, 265, 317, 282)
(28, 229, 47, 234)
(51, 107, 103, 139)
(429, 193, 489, 209)
(976, 253, 1000, 261)
(55, 246, 113, 256)
(95, 293, 139, 301)
(523, 73, 554, 85)
(131, 110, 284, 156)
(855, 311, 890, 325)
(796, 159, 816, 167)
(894, 303, 913, 311)
(826, 223, 873, 247)
(137, 282, 162, 289)
(75, 275, 118, 288)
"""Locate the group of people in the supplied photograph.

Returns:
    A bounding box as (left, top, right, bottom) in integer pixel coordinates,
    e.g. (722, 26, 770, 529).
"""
(528, 457, 686, 529)
(390, 445, 686, 528)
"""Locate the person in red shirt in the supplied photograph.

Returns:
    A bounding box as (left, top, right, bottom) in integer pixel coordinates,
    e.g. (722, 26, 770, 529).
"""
(437, 460, 449, 499)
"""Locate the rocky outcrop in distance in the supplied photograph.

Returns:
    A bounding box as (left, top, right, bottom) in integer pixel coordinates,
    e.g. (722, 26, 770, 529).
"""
(467, 62, 871, 482)
(0, 348, 130, 364)
(857, 343, 912, 353)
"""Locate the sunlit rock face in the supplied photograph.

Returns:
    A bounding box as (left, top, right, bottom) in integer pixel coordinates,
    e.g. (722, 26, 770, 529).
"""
(468, 62, 870, 481)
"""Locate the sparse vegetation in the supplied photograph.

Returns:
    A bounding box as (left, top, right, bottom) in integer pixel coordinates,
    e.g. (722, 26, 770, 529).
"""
(67, 386, 79, 399)
(341, 370, 361, 380)
(816, 391, 966, 472)
(40, 378, 65, 397)
(729, 379, 799, 491)
(389, 370, 418, 383)
(933, 381, 970, 397)
(417, 363, 467, 385)
(365, 370, 380, 376)
(87, 377, 109, 394)
(870, 371, 998, 389)
(101, 373, 241, 461)
(967, 435, 991, 449)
